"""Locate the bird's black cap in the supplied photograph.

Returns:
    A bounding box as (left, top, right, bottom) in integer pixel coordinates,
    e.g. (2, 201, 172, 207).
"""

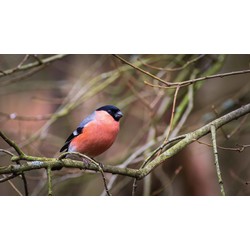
(96, 105, 123, 121)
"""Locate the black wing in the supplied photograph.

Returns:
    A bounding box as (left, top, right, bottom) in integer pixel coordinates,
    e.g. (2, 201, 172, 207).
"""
(60, 127, 83, 152)
(59, 111, 95, 152)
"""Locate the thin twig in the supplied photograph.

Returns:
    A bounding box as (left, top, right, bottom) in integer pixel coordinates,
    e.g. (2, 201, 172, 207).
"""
(162, 86, 180, 144)
(7, 179, 23, 196)
(171, 85, 194, 138)
(211, 125, 225, 196)
(113, 54, 250, 88)
(58, 152, 99, 165)
(151, 166, 183, 195)
(0, 54, 68, 78)
(113, 54, 174, 87)
(226, 113, 249, 139)
(144, 81, 173, 89)
(140, 135, 187, 170)
(0, 148, 15, 157)
(31, 95, 65, 104)
(59, 152, 111, 195)
(0, 65, 45, 87)
(142, 127, 158, 196)
(100, 137, 163, 196)
(195, 139, 250, 152)
(127, 80, 152, 113)
(1, 174, 23, 196)
(31, 55, 43, 64)
(21, 173, 29, 196)
(0, 111, 52, 121)
(139, 54, 205, 72)
(132, 134, 187, 196)
(47, 167, 52, 196)
(16, 55, 30, 69)
(137, 103, 250, 180)
(98, 164, 111, 196)
(0, 174, 16, 183)
(132, 178, 137, 196)
(0, 131, 25, 156)
(211, 105, 228, 139)
(0, 104, 250, 182)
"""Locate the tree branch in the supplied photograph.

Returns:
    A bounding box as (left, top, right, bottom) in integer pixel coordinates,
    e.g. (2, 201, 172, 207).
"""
(0, 131, 25, 156)
(113, 54, 250, 88)
(0, 54, 68, 78)
(21, 173, 29, 196)
(47, 167, 53, 196)
(0, 103, 250, 186)
(138, 54, 205, 72)
(136, 103, 250, 179)
(211, 124, 225, 195)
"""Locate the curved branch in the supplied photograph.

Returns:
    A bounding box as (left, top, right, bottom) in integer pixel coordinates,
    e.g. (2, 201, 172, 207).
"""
(113, 54, 250, 88)
(0, 103, 250, 182)
(0, 131, 25, 156)
(138, 103, 250, 178)
(0, 54, 68, 78)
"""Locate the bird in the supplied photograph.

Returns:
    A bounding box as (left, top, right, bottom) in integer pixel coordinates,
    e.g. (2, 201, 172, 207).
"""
(60, 105, 123, 158)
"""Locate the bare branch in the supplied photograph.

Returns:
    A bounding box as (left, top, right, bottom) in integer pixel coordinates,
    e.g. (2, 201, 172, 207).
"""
(0, 174, 17, 183)
(0, 148, 15, 157)
(171, 85, 194, 137)
(98, 164, 111, 196)
(21, 173, 29, 196)
(7, 178, 23, 196)
(0, 103, 249, 190)
(0, 131, 25, 156)
(151, 166, 183, 195)
(132, 179, 137, 196)
(16, 55, 30, 69)
(0, 54, 68, 78)
(137, 103, 250, 179)
(31, 55, 43, 64)
(47, 167, 53, 196)
(162, 86, 180, 144)
(113, 54, 250, 88)
(1, 174, 23, 195)
(0, 65, 45, 86)
(139, 54, 205, 72)
(195, 140, 250, 152)
(226, 113, 249, 139)
(0, 111, 51, 121)
(211, 125, 225, 195)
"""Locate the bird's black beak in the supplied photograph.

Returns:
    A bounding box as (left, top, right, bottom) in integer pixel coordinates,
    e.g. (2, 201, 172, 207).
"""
(115, 111, 123, 120)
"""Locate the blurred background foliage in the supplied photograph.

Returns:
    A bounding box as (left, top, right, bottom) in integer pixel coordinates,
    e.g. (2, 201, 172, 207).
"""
(0, 54, 250, 195)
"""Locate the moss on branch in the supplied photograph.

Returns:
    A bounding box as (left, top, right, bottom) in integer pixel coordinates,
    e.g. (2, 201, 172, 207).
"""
(1, 103, 250, 183)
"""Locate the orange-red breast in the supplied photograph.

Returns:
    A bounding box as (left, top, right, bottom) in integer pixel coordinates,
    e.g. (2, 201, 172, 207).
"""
(60, 105, 123, 157)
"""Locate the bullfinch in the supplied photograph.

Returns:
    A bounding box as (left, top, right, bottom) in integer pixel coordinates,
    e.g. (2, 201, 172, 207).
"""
(60, 105, 123, 158)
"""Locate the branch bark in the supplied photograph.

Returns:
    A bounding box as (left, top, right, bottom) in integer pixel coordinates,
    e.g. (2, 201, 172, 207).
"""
(211, 124, 225, 195)
(0, 103, 250, 182)
(113, 54, 250, 88)
(0, 54, 68, 78)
